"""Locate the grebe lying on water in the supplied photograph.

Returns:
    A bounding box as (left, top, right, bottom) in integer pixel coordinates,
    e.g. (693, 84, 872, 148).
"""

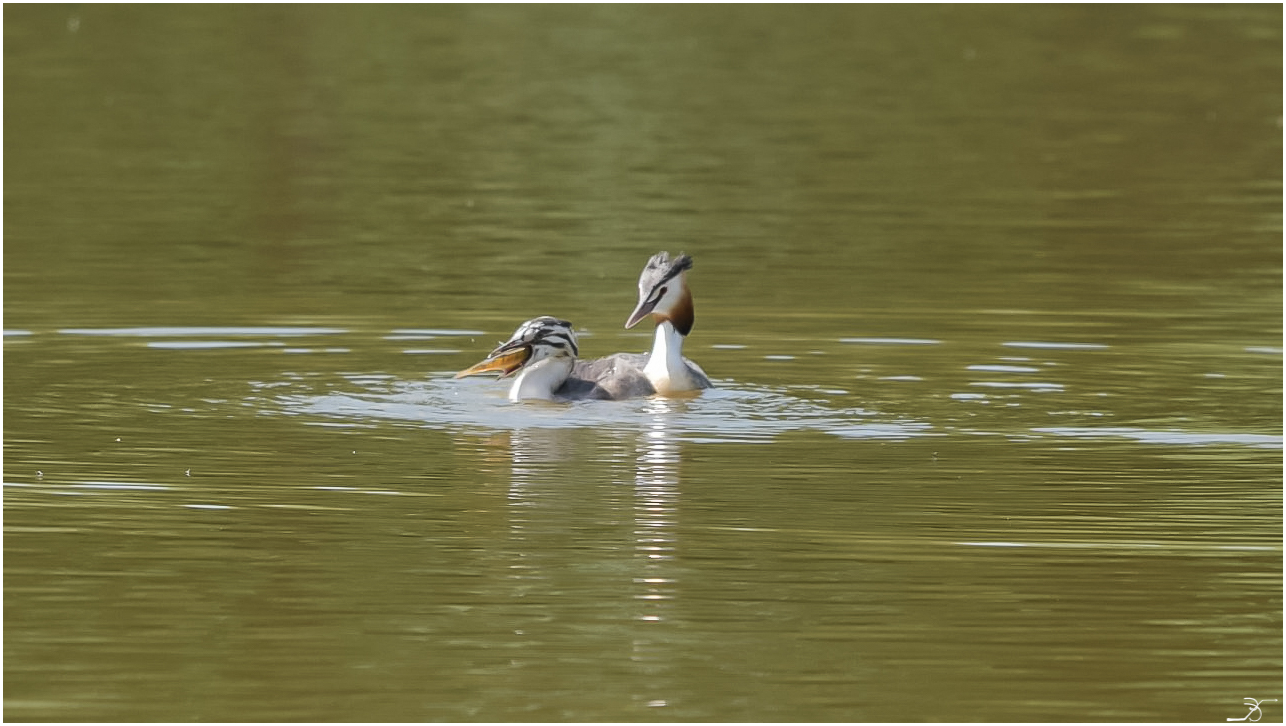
(456, 251, 711, 402)
(455, 316, 654, 401)
(625, 251, 712, 394)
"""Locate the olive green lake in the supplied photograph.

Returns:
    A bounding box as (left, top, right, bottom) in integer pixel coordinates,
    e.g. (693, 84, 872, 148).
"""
(4, 5, 1281, 722)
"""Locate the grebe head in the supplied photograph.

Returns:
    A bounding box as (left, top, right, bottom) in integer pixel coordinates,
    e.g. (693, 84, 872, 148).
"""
(624, 251, 695, 335)
(455, 316, 579, 380)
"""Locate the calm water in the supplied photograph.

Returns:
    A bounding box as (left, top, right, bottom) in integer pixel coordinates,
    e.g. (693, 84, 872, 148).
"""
(5, 5, 1282, 722)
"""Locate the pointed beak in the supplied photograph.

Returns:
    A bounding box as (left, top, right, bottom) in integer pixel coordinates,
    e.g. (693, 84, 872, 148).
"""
(625, 298, 656, 329)
(454, 346, 532, 379)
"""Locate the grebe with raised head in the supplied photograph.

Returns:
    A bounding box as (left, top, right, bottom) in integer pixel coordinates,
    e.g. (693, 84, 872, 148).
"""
(624, 251, 712, 394)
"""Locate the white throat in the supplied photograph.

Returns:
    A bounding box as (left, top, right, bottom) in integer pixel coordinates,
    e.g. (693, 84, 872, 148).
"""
(509, 357, 572, 401)
(644, 320, 698, 394)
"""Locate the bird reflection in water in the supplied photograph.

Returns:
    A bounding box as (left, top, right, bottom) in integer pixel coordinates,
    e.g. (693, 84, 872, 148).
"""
(632, 396, 682, 627)
(467, 398, 687, 633)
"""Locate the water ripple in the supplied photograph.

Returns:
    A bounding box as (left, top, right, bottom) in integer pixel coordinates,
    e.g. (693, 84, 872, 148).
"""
(270, 375, 932, 443)
(1032, 426, 1281, 449)
(59, 326, 348, 337)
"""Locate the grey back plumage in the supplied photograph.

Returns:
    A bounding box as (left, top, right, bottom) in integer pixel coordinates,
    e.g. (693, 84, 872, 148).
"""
(562, 353, 655, 400)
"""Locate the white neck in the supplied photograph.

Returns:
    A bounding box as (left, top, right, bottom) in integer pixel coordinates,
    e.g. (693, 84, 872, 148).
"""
(508, 357, 572, 401)
(644, 320, 699, 394)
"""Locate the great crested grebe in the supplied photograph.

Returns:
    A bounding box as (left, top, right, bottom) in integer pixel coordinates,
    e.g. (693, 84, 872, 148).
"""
(625, 251, 712, 394)
(455, 316, 655, 402)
